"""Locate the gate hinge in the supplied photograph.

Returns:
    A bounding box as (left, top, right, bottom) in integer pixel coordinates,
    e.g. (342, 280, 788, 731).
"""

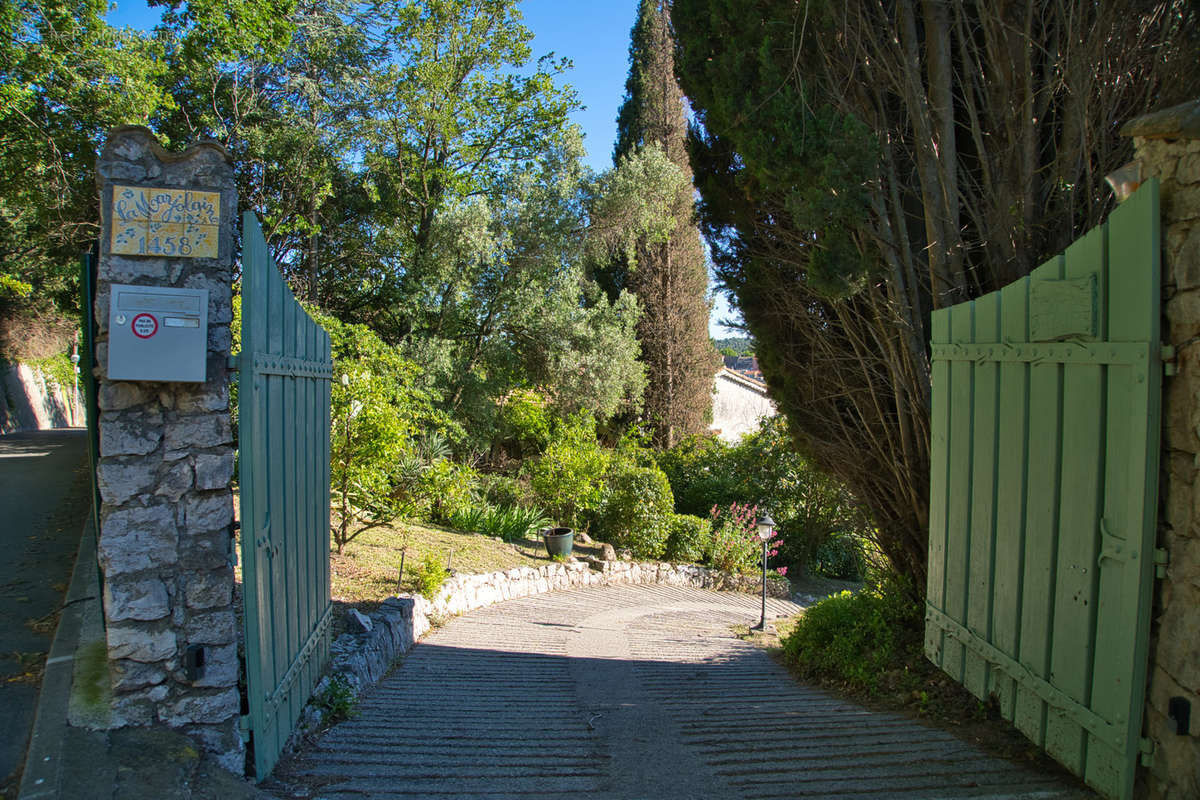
(1154, 548, 1170, 579)
(1162, 345, 1177, 377)
(1139, 737, 1155, 767)
(227, 353, 240, 372)
(239, 714, 253, 742)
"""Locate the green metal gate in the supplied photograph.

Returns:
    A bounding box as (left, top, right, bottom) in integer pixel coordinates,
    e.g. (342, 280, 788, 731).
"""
(238, 211, 333, 779)
(925, 180, 1162, 800)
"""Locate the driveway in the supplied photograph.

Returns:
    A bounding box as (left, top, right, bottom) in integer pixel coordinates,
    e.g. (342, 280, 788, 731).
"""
(285, 583, 1090, 799)
(0, 429, 90, 795)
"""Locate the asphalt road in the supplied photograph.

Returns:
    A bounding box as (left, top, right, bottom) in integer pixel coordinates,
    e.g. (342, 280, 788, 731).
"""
(0, 429, 90, 797)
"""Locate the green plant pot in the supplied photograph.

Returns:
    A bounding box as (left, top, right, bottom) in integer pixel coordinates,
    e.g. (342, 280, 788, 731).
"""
(542, 527, 574, 558)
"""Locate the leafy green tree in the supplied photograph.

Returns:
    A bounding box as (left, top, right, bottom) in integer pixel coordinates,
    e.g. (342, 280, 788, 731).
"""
(604, 0, 715, 448)
(153, 0, 367, 301)
(672, 0, 1200, 587)
(163, 0, 645, 452)
(495, 388, 553, 461)
(391, 129, 645, 450)
(342, 0, 576, 341)
(713, 337, 752, 357)
(0, 0, 302, 320)
(0, 0, 167, 312)
(315, 311, 438, 552)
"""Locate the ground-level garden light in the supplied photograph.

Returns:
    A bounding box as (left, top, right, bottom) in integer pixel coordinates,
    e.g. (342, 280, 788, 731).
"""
(750, 513, 775, 631)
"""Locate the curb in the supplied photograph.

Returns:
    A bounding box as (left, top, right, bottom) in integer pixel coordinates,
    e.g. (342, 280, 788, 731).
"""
(18, 517, 99, 799)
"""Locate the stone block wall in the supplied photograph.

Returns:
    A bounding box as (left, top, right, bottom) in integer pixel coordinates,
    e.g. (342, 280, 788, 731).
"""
(1124, 99, 1200, 799)
(93, 127, 242, 771)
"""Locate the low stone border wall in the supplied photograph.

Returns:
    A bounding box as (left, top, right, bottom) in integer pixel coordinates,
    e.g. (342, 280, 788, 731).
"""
(301, 559, 787, 734)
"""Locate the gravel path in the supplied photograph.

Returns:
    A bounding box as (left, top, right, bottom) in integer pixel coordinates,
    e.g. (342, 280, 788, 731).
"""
(292, 584, 1089, 799)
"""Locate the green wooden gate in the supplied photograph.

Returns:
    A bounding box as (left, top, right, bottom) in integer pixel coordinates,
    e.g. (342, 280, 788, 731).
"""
(925, 180, 1162, 800)
(238, 211, 333, 779)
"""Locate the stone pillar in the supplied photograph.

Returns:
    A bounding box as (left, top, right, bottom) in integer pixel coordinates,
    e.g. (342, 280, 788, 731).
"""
(93, 127, 241, 771)
(1123, 100, 1200, 800)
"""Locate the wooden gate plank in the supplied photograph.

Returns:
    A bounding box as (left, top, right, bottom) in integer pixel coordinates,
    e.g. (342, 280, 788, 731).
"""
(1014, 254, 1066, 749)
(943, 301, 976, 682)
(266, 265, 288, 763)
(1044, 225, 1108, 774)
(283, 295, 302, 731)
(965, 291, 1001, 699)
(1086, 182, 1161, 799)
(1044, 363, 1102, 772)
(991, 275, 1031, 720)
(924, 309, 952, 668)
(298, 309, 317, 709)
(242, 215, 276, 772)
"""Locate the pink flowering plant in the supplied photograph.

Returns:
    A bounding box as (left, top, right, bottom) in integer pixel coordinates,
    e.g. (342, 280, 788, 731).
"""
(706, 502, 785, 574)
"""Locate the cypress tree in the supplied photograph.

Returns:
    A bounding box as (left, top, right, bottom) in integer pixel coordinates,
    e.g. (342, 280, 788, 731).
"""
(614, 0, 716, 448)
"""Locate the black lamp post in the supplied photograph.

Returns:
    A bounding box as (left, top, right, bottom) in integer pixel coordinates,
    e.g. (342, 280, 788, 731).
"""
(750, 513, 775, 631)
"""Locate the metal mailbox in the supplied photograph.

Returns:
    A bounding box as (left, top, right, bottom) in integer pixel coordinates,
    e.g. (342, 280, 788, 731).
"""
(107, 284, 209, 382)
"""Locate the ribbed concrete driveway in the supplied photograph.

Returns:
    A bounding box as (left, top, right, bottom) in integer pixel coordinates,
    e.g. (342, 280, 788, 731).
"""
(298, 584, 1090, 799)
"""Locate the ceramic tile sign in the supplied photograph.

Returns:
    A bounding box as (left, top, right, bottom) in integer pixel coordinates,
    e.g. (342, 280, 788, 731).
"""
(110, 185, 221, 258)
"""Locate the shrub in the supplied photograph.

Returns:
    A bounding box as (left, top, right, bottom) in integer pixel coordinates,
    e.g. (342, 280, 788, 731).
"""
(596, 464, 674, 559)
(483, 504, 551, 542)
(497, 389, 553, 458)
(706, 502, 764, 573)
(414, 553, 449, 600)
(658, 418, 873, 576)
(810, 530, 869, 580)
(657, 434, 737, 517)
(418, 458, 480, 524)
(480, 473, 527, 508)
(663, 513, 711, 563)
(310, 309, 448, 553)
(527, 411, 610, 528)
(447, 505, 488, 534)
(448, 503, 552, 542)
(780, 579, 921, 692)
(314, 673, 357, 721)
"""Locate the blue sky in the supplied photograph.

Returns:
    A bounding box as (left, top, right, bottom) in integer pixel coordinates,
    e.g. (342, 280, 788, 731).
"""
(103, 0, 742, 336)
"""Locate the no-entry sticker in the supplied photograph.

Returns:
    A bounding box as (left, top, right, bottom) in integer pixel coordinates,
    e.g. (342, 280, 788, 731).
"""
(131, 313, 158, 339)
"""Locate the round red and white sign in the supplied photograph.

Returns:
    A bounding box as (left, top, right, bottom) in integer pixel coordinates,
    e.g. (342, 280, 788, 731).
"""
(131, 313, 158, 339)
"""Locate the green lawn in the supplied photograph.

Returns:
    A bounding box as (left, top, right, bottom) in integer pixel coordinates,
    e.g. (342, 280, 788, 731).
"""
(330, 520, 550, 610)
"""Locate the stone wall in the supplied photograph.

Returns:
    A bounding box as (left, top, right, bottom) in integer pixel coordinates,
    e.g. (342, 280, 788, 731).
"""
(92, 127, 242, 771)
(1, 360, 83, 433)
(1123, 99, 1200, 800)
